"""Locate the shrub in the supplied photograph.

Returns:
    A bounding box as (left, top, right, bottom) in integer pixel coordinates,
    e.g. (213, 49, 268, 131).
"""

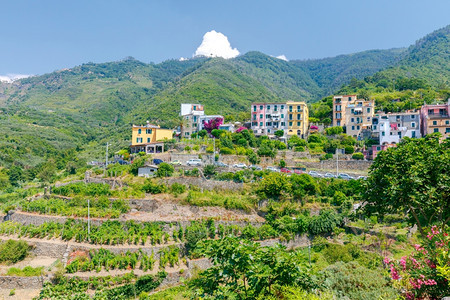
(219, 147, 234, 155)
(325, 126, 343, 136)
(344, 145, 355, 154)
(184, 146, 191, 152)
(170, 183, 186, 196)
(0, 240, 30, 264)
(7, 266, 44, 277)
(294, 146, 305, 152)
(321, 261, 398, 299)
(279, 160, 286, 168)
(320, 153, 333, 161)
(203, 165, 216, 177)
(192, 145, 200, 151)
(156, 163, 174, 177)
(352, 152, 364, 160)
(142, 180, 167, 194)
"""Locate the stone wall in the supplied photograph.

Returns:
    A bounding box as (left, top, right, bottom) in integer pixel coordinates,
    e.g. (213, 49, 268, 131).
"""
(0, 276, 47, 289)
(301, 160, 372, 172)
(164, 177, 243, 191)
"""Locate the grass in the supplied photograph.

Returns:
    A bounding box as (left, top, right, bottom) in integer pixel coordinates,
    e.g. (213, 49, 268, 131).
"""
(143, 285, 189, 300)
(182, 189, 256, 212)
(6, 266, 44, 277)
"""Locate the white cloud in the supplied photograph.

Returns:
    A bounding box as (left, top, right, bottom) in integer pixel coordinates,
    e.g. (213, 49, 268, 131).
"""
(179, 57, 187, 61)
(194, 30, 239, 59)
(276, 55, 288, 61)
(0, 74, 31, 83)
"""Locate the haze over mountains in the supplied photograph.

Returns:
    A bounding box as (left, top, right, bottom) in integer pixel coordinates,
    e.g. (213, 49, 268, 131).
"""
(0, 24, 449, 166)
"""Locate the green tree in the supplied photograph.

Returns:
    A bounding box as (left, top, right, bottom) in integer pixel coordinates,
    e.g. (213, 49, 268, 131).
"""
(274, 130, 284, 138)
(258, 172, 291, 198)
(247, 151, 261, 165)
(363, 135, 450, 236)
(156, 163, 174, 177)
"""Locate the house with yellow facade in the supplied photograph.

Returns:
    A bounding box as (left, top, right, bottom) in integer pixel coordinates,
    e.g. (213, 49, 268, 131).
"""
(286, 101, 309, 138)
(130, 122, 173, 154)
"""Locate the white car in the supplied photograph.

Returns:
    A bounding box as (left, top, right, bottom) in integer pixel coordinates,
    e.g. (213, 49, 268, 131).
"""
(266, 166, 279, 172)
(186, 159, 202, 166)
(308, 170, 319, 177)
(233, 163, 247, 169)
(324, 173, 336, 178)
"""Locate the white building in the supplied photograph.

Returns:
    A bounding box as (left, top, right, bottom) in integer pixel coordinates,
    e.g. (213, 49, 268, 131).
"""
(372, 111, 421, 145)
(180, 103, 223, 137)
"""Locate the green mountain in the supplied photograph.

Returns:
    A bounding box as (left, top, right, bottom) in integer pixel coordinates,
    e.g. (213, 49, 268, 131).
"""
(376, 24, 450, 87)
(293, 48, 406, 94)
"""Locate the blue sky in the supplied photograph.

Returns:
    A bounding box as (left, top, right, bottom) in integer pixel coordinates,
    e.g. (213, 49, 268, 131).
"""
(1, 0, 449, 76)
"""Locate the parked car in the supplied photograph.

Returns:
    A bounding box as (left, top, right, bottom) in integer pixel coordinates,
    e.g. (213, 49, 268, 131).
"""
(308, 170, 319, 177)
(292, 168, 304, 174)
(280, 168, 291, 174)
(214, 161, 228, 167)
(249, 165, 262, 170)
(266, 166, 279, 172)
(338, 173, 354, 180)
(233, 163, 247, 169)
(186, 159, 202, 166)
(153, 159, 163, 165)
(325, 172, 336, 178)
(357, 176, 367, 180)
(170, 160, 182, 166)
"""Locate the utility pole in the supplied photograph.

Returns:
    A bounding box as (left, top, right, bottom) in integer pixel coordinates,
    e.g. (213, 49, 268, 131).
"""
(87, 199, 90, 240)
(104, 142, 110, 176)
(336, 148, 343, 177)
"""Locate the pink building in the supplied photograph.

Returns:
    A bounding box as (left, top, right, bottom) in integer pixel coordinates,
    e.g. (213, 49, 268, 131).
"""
(420, 100, 450, 138)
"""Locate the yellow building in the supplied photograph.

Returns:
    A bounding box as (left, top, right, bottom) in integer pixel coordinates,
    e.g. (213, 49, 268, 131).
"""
(131, 122, 173, 153)
(286, 101, 309, 137)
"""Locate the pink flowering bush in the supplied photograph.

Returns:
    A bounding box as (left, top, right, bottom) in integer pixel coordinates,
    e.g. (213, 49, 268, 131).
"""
(203, 117, 223, 133)
(236, 126, 247, 133)
(386, 226, 450, 299)
(310, 125, 319, 130)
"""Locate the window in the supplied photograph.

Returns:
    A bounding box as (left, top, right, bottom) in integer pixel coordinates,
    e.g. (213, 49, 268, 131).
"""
(446, 128, 450, 133)
(268, 129, 271, 133)
(411, 122, 415, 128)
(382, 132, 385, 136)
(351, 118, 354, 122)
(146, 129, 153, 134)
(266, 114, 270, 118)
(138, 129, 142, 134)
(367, 117, 370, 122)
(260, 122, 263, 126)
(289, 106, 293, 112)
(434, 128, 439, 133)
(147, 138, 150, 143)
(281, 105, 284, 110)
(357, 126, 360, 130)
(373, 125, 377, 130)
(253, 114, 256, 120)
(281, 122, 285, 126)
(336, 113, 341, 119)
(411, 115, 415, 119)
(289, 122, 293, 126)
(428, 109, 434, 115)
(289, 114, 293, 120)
(253, 106, 256, 112)
(260, 105, 263, 110)
(297, 105, 300, 111)
(193, 116, 197, 122)
(193, 105, 196, 110)
(335, 105, 341, 111)
(297, 114, 301, 120)
(281, 114, 284, 118)
(367, 108, 370, 113)
(412, 131, 416, 138)
(352, 126, 355, 130)
(266, 122, 272, 126)
(267, 105, 271, 110)
(398, 132, 401, 137)
(337, 121, 341, 126)
(398, 123, 401, 127)
(433, 121, 437, 125)
(348, 97, 352, 101)
(274, 105, 277, 111)
(376, 146, 381, 151)
(137, 137, 143, 143)
(260, 114, 263, 119)
(351, 109, 354, 113)
(446, 120, 450, 125)
(297, 122, 300, 126)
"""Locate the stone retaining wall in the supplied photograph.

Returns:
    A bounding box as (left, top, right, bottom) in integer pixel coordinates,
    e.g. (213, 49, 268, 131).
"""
(302, 160, 372, 172)
(0, 275, 48, 289)
(164, 177, 243, 191)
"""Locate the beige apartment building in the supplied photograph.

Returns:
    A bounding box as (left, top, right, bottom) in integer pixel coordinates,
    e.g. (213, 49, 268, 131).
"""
(333, 95, 374, 139)
(286, 101, 309, 138)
